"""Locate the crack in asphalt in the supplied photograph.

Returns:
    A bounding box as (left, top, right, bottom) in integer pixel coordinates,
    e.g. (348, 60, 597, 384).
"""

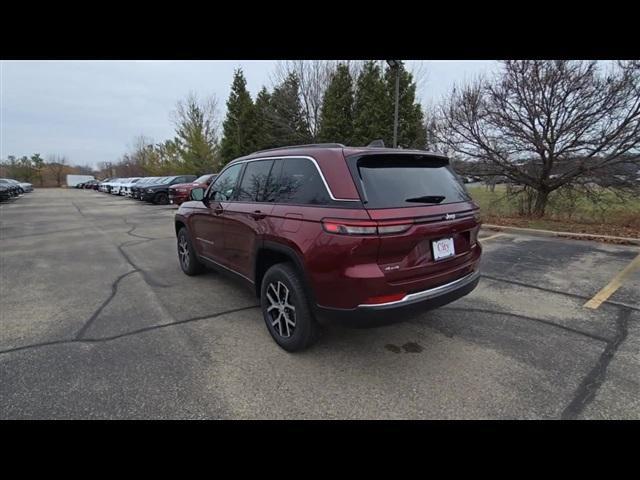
(74, 270, 139, 339)
(0, 305, 260, 356)
(481, 274, 640, 312)
(436, 306, 611, 343)
(123, 218, 157, 241)
(560, 308, 632, 419)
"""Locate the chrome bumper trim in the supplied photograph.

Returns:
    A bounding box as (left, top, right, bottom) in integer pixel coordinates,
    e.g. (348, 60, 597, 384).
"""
(357, 270, 480, 309)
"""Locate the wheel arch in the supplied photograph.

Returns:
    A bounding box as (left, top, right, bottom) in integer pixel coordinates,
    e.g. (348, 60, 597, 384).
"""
(254, 241, 316, 306)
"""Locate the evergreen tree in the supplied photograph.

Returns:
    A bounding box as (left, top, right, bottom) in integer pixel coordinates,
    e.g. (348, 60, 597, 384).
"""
(269, 72, 312, 146)
(173, 94, 220, 174)
(254, 86, 276, 150)
(318, 63, 354, 144)
(383, 64, 426, 149)
(220, 69, 257, 164)
(352, 61, 389, 146)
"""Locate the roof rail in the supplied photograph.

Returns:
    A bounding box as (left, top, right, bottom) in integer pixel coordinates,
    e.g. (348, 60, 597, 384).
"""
(253, 143, 346, 154)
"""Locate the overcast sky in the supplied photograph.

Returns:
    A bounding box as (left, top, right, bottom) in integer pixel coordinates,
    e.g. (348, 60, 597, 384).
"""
(1, 60, 499, 167)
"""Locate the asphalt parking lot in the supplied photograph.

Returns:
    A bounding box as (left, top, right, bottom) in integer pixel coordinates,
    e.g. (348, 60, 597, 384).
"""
(1, 189, 639, 419)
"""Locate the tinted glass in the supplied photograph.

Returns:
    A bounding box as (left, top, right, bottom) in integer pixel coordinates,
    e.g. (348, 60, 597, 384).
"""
(356, 155, 471, 208)
(210, 164, 243, 201)
(276, 158, 330, 205)
(263, 160, 283, 203)
(236, 160, 274, 202)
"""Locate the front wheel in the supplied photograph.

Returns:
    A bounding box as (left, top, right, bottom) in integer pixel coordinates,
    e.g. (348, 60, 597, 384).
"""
(260, 263, 320, 352)
(154, 192, 168, 204)
(177, 228, 205, 276)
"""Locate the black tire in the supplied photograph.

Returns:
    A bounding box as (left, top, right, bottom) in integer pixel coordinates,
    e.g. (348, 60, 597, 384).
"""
(260, 262, 320, 352)
(177, 228, 205, 276)
(154, 192, 168, 205)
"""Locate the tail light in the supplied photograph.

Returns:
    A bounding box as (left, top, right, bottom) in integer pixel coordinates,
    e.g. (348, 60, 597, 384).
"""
(322, 218, 413, 236)
(470, 226, 480, 246)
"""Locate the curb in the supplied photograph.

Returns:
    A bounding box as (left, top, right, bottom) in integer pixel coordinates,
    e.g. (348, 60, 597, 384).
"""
(481, 223, 640, 246)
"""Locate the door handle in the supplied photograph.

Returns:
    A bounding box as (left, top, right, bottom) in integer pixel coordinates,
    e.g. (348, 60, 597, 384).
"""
(214, 205, 224, 215)
(251, 210, 266, 220)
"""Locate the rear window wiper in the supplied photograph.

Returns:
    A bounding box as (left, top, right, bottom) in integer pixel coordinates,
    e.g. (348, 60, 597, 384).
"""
(405, 195, 446, 204)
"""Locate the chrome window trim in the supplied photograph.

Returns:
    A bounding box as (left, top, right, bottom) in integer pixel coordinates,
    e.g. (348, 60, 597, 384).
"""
(215, 155, 361, 202)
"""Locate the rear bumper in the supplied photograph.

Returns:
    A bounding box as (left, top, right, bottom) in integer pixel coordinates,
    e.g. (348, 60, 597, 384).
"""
(315, 269, 480, 326)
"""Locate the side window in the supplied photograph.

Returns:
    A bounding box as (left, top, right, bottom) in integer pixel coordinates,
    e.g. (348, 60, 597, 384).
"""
(172, 176, 185, 184)
(277, 158, 331, 205)
(236, 160, 274, 202)
(209, 164, 243, 202)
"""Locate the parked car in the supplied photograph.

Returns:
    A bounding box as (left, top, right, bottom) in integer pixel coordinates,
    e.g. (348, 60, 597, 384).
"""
(100, 178, 119, 193)
(120, 177, 143, 197)
(174, 144, 482, 351)
(141, 175, 197, 204)
(131, 177, 160, 199)
(0, 184, 12, 201)
(168, 173, 217, 206)
(17, 181, 34, 192)
(110, 178, 128, 195)
(0, 178, 23, 196)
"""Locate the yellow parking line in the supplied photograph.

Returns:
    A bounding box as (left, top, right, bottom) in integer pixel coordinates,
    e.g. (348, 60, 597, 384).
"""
(584, 252, 640, 309)
(481, 233, 507, 242)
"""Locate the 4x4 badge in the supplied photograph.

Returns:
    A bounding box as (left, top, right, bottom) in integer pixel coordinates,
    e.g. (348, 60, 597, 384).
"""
(445, 213, 456, 220)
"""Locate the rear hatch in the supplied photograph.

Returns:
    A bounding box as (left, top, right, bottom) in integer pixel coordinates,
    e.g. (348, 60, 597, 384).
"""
(347, 152, 480, 286)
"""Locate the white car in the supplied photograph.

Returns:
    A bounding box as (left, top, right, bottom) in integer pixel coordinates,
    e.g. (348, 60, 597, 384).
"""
(120, 177, 142, 197)
(111, 178, 130, 195)
(18, 181, 33, 192)
(101, 178, 120, 193)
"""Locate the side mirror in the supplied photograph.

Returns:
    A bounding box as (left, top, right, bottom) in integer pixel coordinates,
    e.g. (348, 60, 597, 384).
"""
(190, 187, 205, 201)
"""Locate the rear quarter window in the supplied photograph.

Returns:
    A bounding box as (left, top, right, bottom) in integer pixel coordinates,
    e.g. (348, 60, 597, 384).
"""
(275, 158, 331, 205)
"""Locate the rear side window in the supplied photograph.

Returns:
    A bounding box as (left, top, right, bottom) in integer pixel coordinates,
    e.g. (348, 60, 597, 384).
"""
(354, 155, 471, 208)
(236, 160, 274, 202)
(275, 158, 331, 205)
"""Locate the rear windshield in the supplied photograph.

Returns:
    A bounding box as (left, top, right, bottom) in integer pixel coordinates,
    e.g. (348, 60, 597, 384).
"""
(355, 155, 471, 208)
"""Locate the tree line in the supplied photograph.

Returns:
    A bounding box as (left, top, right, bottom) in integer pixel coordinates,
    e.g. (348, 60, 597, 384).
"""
(0, 153, 95, 187)
(94, 60, 426, 179)
(3, 60, 637, 217)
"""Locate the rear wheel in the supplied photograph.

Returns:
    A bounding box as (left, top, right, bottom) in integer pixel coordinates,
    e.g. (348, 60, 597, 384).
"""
(154, 192, 168, 205)
(260, 263, 320, 352)
(177, 228, 205, 275)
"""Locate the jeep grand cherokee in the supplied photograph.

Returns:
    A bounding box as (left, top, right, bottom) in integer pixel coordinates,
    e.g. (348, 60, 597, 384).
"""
(175, 144, 482, 351)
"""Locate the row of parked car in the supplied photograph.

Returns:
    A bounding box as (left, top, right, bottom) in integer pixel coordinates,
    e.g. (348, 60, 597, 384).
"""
(78, 174, 218, 205)
(0, 178, 33, 202)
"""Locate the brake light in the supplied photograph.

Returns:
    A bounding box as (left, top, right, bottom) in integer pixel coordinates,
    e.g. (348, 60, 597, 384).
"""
(363, 292, 407, 304)
(322, 219, 377, 235)
(322, 218, 413, 236)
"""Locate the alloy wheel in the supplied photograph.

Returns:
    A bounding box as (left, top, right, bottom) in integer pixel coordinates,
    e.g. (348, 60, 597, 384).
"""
(266, 281, 296, 338)
(178, 236, 190, 270)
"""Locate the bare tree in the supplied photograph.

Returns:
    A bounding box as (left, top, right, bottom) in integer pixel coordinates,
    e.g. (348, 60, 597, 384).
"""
(46, 155, 68, 187)
(434, 60, 640, 216)
(273, 61, 336, 141)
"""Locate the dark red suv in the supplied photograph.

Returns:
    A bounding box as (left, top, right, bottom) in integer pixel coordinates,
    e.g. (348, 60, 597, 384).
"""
(175, 144, 482, 351)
